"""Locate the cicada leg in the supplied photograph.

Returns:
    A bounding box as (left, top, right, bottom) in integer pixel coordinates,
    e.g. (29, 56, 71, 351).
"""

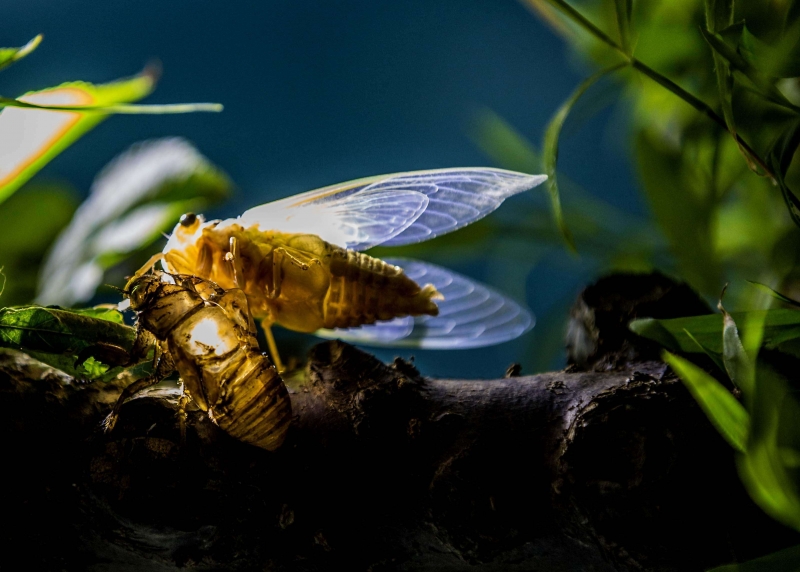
(131, 252, 165, 281)
(225, 237, 285, 372)
(269, 246, 322, 300)
(260, 317, 285, 374)
(102, 340, 173, 432)
(224, 236, 245, 289)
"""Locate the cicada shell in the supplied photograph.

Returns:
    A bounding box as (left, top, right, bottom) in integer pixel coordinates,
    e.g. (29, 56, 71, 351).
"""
(106, 271, 291, 451)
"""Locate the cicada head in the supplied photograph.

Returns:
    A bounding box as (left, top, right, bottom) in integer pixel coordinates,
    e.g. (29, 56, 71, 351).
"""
(124, 272, 166, 312)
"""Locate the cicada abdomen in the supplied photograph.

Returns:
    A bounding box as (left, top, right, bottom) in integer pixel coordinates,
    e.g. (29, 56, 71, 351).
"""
(323, 247, 440, 329)
(117, 272, 292, 451)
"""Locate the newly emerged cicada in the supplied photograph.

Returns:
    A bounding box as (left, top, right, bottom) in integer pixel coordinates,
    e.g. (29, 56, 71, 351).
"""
(105, 270, 291, 451)
(136, 168, 546, 370)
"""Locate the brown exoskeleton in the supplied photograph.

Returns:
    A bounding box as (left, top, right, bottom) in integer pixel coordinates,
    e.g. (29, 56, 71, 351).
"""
(104, 269, 292, 451)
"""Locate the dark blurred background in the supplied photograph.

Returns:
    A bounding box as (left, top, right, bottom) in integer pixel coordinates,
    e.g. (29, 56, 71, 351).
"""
(2, 0, 640, 377)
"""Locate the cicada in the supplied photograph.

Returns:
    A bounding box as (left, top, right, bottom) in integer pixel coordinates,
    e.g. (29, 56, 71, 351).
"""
(136, 168, 546, 370)
(105, 271, 291, 451)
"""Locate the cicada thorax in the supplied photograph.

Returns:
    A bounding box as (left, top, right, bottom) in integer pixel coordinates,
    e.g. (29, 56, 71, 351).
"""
(128, 273, 292, 451)
(163, 221, 441, 333)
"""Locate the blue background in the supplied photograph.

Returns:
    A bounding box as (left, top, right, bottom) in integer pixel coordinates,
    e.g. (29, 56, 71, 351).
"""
(3, 0, 640, 378)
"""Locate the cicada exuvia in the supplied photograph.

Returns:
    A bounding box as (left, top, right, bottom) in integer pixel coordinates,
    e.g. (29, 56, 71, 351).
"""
(135, 168, 546, 370)
(106, 271, 291, 451)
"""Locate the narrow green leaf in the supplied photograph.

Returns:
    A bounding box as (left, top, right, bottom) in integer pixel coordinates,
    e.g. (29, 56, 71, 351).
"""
(707, 544, 800, 571)
(543, 63, 625, 253)
(630, 309, 800, 356)
(664, 351, 749, 452)
(747, 281, 800, 309)
(613, 0, 633, 55)
(0, 35, 43, 72)
(0, 69, 156, 204)
(683, 328, 726, 374)
(718, 299, 755, 395)
(470, 109, 541, 173)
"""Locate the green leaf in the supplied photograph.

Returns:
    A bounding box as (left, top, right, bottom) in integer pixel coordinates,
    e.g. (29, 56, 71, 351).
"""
(630, 309, 800, 356)
(613, 0, 633, 55)
(707, 544, 800, 571)
(747, 281, 800, 309)
(0, 305, 137, 381)
(36, 138, 232, 306)
(542, 63, 625, 253)
(0, 35, 42, 72)
(0, 69, 157, 204)
(664, 351, 749, 452)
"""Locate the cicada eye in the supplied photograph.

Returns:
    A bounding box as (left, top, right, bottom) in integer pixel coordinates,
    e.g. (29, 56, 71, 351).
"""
(180, 213, 198, 227)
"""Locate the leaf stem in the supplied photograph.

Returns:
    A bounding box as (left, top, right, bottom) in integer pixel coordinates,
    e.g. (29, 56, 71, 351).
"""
(0, 97, 223, 114)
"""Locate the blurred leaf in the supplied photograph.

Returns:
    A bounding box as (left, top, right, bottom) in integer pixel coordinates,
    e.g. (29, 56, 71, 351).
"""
(470, 109, 541, 173)
(630, 309, 800, 355)
(701, 28, 800, 115)
(543, 64, 625, 253)
(664, 351, 749, 451)
(739, 365, 800, 532)
(636, 131, 722, 294)
(739, 21, 800, 79)
(0, 35, 42, 72)
(707, 543, 800, 571)
(36, 138, 231, 306)
(0, 305, 136, 381)
(704, 0, 732, 33)
(0, 185, 78, 306)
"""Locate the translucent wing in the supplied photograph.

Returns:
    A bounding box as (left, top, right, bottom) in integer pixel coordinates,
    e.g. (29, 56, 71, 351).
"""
(315, 259, 534, 349)
(238, 168, 546, 251)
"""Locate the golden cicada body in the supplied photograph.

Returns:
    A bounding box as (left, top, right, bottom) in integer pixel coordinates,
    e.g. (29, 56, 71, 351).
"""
(107, 271, 291, 451)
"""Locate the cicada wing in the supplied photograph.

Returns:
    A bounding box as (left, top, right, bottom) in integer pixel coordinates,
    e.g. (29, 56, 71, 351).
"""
(238, 168, 546, 251)
(314, 258, 534, 349)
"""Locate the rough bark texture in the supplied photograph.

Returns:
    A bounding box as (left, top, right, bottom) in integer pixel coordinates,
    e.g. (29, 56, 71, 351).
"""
(1, 273, 797, 571)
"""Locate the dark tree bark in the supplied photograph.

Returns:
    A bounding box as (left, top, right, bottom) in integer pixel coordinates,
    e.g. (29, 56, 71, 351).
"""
(1, 273, 797, 571)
